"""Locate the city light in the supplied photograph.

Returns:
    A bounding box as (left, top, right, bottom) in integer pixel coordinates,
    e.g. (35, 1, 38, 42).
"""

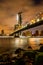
(36, 18, 40, 22)
(31, 19, 36, 24)
(16, 14, 19, 23)
(42, 17, 43, 20)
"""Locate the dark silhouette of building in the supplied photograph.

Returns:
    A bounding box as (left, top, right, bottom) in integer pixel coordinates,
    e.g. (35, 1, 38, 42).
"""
(40, 30, 43, 36)
(0, 30, 6, 36)
(33, 30, 39, 36)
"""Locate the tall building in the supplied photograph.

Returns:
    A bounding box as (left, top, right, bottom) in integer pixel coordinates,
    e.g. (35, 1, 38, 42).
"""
(16, 12, 22, 26)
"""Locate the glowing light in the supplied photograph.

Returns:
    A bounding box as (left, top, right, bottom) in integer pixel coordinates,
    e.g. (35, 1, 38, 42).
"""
(30, 19, 36, 25)
(37, 18, 40, 22)
(41, 17, 43, 20)
(14, 38, 20, 47)
(16, 14, 19, 23)
(31, 19, 35, 24)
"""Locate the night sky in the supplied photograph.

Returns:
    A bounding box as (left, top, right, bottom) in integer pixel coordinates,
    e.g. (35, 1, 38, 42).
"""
(0, 0, 43, 34)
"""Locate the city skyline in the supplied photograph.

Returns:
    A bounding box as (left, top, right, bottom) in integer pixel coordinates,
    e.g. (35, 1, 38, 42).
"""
(0, 0, 43, 34)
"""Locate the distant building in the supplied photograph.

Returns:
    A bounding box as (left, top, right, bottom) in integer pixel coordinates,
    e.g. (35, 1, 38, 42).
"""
(22, 31, 32, 36)
(40, 30, 43, 36)
(0, 30, 6, 36)
(16, 12, 22, 26)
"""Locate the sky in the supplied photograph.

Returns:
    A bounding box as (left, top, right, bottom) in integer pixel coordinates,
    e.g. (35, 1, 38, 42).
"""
(0, 0, 43, 34)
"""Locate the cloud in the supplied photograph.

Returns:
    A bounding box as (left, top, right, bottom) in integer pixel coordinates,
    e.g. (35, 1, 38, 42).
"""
(0, 0, 43, 34)
(0, 0, 6, 3)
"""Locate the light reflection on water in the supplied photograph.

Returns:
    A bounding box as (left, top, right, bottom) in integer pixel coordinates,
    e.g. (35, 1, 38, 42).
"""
(0, 36, 43, 53)
(11, 37, 43, 50)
